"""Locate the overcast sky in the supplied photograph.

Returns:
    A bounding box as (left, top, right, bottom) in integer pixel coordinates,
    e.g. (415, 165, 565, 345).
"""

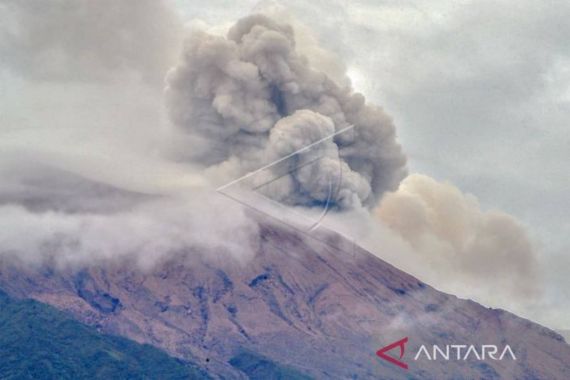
(0, 0, 567, 331)
(173, 0, 570, 329)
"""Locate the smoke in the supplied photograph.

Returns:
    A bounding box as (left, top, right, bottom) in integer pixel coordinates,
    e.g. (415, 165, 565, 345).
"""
(0, 1, 545, 321)
(165, 14, 407, 209)
(374, 174, 541, 305)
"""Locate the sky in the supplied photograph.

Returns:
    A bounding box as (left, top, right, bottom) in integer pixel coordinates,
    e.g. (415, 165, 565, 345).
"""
(0, 0, 567, 331)
(171, 0, 569, 329)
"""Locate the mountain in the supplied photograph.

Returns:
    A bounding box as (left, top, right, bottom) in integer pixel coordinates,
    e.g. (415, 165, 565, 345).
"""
(0, 289, 209, 379)
(559, 331, 570, 343)
(0, 215, 569, 379)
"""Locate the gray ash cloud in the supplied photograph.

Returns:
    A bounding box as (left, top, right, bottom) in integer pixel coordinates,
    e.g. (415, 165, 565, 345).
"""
(166, 14, 407, 209)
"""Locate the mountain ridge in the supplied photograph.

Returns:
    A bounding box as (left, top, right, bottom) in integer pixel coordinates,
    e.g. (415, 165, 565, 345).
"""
(0, 215, 568, 379)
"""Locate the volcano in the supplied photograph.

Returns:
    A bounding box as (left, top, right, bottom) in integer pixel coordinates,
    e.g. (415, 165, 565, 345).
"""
(0, 214, 568, 379)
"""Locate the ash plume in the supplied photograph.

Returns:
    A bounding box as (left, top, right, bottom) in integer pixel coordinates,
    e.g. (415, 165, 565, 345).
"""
(374, 174, 541, 303)
(0, 2, 546, 324)
(165, 14, 407, 209)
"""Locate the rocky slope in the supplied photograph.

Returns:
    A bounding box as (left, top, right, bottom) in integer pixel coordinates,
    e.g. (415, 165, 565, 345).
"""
(0, 216, 568, 379)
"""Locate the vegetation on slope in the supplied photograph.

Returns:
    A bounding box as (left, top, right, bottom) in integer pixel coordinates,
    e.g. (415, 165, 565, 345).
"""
(229, 351, 313, 380)
(0, 290, 209, 379)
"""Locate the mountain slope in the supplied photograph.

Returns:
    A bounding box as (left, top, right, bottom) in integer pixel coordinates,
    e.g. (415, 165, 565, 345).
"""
(228, 351, 312, 380)
(0, 216, 568, 379)
(0, 290, 209, 379)
(558, 330, 570, 342)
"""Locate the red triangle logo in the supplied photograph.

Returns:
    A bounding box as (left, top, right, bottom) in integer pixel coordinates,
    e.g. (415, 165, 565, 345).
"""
(376, 337, 409, 370)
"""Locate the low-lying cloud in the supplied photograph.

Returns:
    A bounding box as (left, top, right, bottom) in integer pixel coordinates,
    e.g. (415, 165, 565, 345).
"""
(0, 192, 260, 270)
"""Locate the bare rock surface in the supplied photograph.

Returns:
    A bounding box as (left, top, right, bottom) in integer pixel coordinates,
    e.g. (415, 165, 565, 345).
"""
(0, 217, 568, 379)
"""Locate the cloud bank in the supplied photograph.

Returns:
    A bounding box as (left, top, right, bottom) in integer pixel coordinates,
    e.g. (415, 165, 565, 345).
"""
(0, 0, 260, 268)
(0, 0, 180, 84)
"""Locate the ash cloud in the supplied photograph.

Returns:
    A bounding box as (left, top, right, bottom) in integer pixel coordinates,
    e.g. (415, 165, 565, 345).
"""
(0, 1, 548, 324)
(374, 174, 541, 303)
(165, 14, 407, 209)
